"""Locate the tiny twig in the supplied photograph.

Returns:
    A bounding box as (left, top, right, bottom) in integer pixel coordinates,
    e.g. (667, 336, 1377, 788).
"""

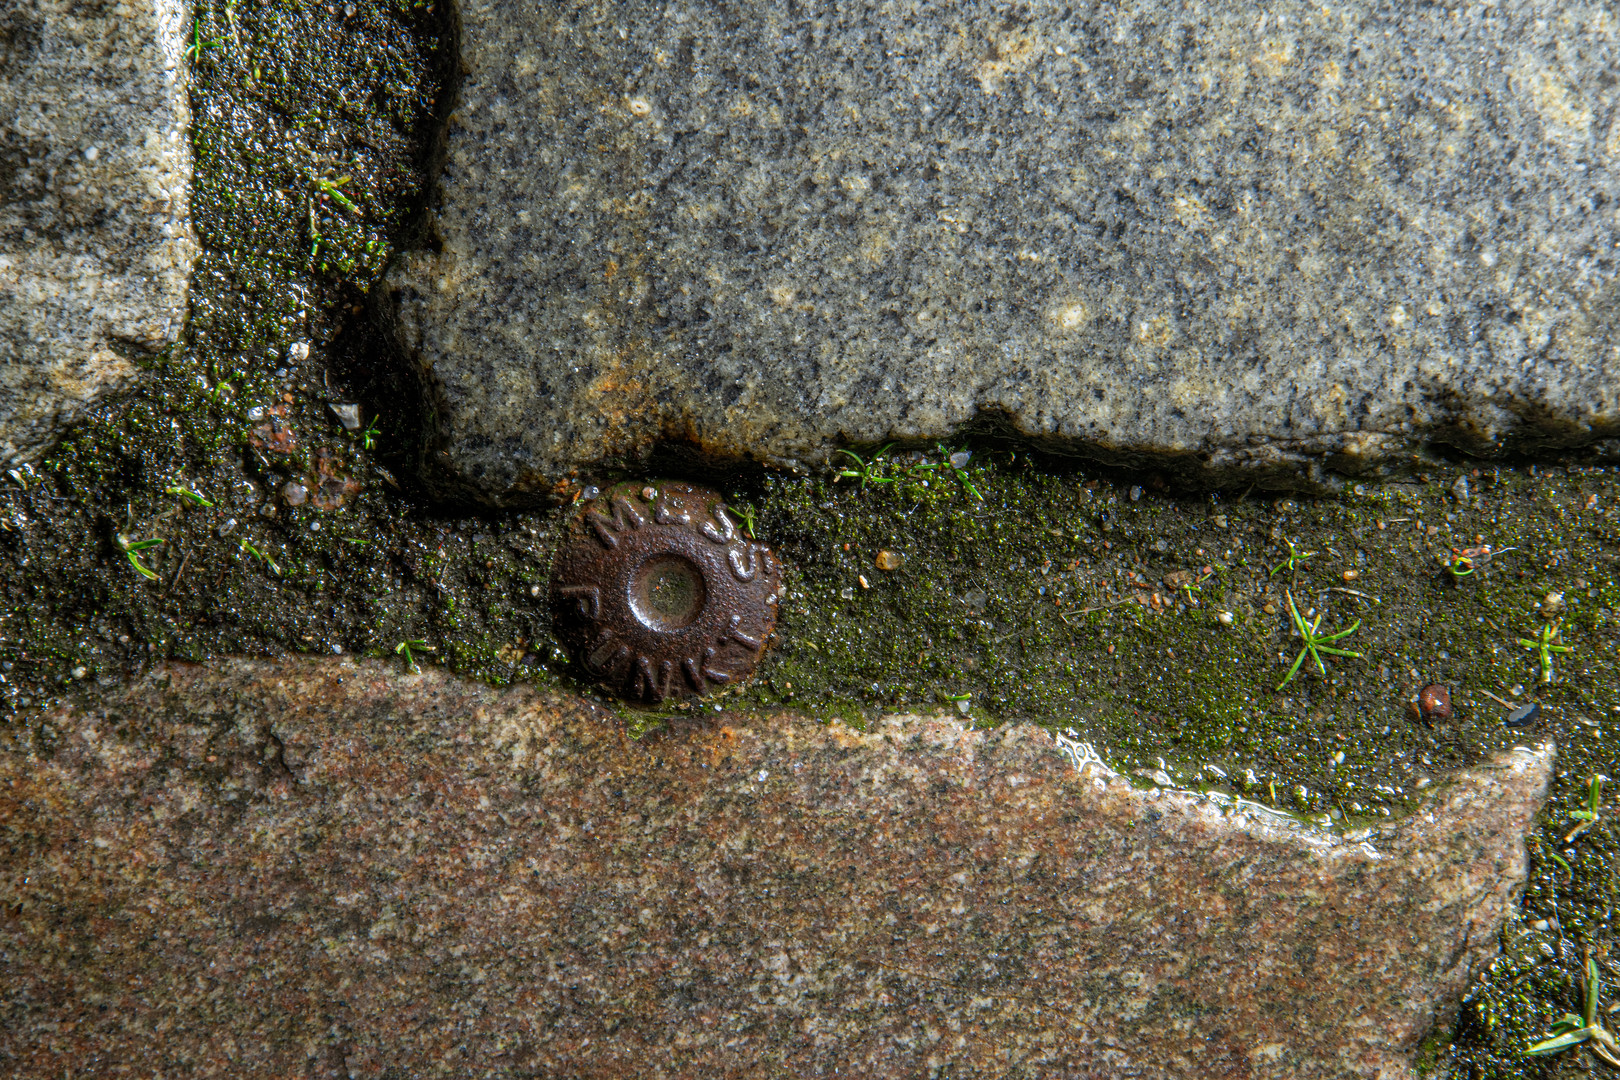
(1061, 596, 1141, 621)
(164, 549, 192, 596)
(1323, 587, 1381, 603)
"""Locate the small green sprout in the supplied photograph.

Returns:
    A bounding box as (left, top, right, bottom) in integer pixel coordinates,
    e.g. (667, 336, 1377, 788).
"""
(239, 539, 280, 576)
(734, 504, 757, 539)
(183, 17, 218, 62)
(936, 444, 985, 501)
(1268, 539, 1316, 579)
(361, 417, 380, 451)
(833, 444, 896, 489)
(943, 691, 972, 716)
(307, 201, 322, 259)
(396, 639, 434, 672)
(1178, 569, 1214, 605)
(164, 484, 214, 507)
(311, 173, 360, 215)
(1445, 543, 1516, 579)
(1564, 774, 1605, 844)
(1518, 621, 1573, 684)
(1546, 848, 1573, 875)
(1276, 590, 1363, 690)
(1526, 953, 1620, 1069)
(117, 535, 164, 581)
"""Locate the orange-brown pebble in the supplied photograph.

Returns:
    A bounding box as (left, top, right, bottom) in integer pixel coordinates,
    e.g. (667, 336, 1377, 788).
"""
(875, 550, 903, 571)
(1342, 569, 1359, 582)
(1418, 683, 1453, 722)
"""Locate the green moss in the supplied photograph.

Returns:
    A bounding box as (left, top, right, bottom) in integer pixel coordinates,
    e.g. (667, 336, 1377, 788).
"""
(0, 4, 1614, 1077)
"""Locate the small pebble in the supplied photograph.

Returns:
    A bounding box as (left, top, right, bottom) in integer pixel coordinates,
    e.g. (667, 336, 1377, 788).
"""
(1262, 602, 1277, 615)
(948, 451, 970, 468)
(1342, 569, 1358, 582)
(1505, 702, 1540, 728)
(329, 403, 362, 430)
(1418, 683, 1452, 722)
(1542, 591, 1565, 616)
(857, 574, 870, 589)
(1451, 475, 1470, 501)
(1215, 611, 1234, 625)
(1129, 485, 1143, 501)
(281, 481, 308, 506)
(875, 550, 903, 571)
(642, 486, 658, 501)
(288, 341, 310, 361)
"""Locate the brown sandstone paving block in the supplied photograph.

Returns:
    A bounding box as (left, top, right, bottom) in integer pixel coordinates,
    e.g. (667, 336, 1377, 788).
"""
(1, 658, 1549, 1078)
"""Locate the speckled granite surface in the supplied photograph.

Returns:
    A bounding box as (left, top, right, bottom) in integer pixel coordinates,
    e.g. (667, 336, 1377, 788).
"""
(0, 0, 195, 465)
(2, 659, 1551, 1078)
(383, 0, 1620, 501)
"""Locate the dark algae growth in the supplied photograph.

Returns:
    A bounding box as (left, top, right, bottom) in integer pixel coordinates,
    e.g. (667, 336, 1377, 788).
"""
(0, 3, 1614, 1077)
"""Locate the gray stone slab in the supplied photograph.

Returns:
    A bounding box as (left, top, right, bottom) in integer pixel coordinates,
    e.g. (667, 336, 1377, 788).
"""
(0, 1, 196, 465)
(3, 658, 1552, 1078)
(384, 0, 1620, 501)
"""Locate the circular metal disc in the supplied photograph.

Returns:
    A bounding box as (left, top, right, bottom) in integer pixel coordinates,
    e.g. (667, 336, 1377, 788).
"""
(549, 481, 782, 703)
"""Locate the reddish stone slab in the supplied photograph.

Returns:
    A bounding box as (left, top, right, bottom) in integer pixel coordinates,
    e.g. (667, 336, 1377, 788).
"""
(1, 659, 1550, 1078)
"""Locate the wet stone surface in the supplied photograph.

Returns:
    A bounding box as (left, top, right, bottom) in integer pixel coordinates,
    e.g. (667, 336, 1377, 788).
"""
(2, 659, 1553, 1079)
(0, 0, 196, 464)
(384, 0, 1620, 502)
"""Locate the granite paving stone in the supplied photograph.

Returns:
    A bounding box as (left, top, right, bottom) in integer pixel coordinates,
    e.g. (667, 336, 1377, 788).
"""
(1, 658, 1552, 1078)
(383, 0, 1620, 501)
(0, 0, 196, 465)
